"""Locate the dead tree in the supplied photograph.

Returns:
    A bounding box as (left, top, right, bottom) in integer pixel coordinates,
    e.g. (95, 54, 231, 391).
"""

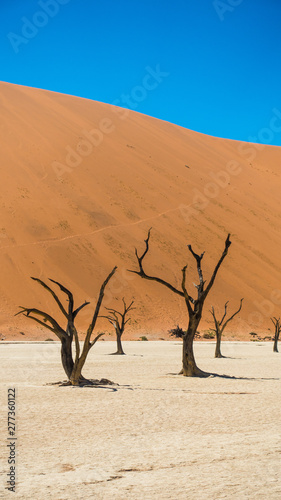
(169, 325, 200, 339)
(168, 325, 186, 338)
(129, 229, 231, 377)
(271, 317, 280, 353)
(210, 299, 243, 358)
(101, 298, 135, 354)
(16, 267, 117, 385)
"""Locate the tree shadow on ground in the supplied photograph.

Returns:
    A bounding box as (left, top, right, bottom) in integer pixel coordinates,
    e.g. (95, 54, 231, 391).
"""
(208, 373, 279, 380)
(214, 356, 243, 360)
(46, 378, 117, 389)
(46, 380, 136, 391)
(167, 372, 279, 381)
(105, 353, 144, 357)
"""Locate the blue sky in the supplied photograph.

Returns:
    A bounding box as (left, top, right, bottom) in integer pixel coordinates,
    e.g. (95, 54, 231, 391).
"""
(1, 0, 281, 145)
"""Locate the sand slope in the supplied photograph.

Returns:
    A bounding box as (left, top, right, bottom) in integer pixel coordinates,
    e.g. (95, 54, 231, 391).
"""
(1, 82, 281, 339)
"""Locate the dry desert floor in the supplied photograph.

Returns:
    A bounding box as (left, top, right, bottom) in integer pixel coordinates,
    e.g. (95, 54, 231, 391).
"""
(0, 340, 281, 499)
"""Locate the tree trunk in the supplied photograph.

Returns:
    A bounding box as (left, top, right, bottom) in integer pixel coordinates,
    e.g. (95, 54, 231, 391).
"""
(115, 333, 125, 355)
(61, 336, 74, 379)
(61, 336, 90, 384)
(69, 346, 90, 385)
(182, 315, 209, 377)
(273, 338, 279, 353)
(215, 330, 223, 358)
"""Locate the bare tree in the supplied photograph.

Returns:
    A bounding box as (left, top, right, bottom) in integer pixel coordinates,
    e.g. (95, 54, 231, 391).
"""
(129, 229, 231, 377)
(16, 267, 117, 385)
(101, 298, 135, 355)
(210, 299, 243, 358)
(271, 317, 280, 353)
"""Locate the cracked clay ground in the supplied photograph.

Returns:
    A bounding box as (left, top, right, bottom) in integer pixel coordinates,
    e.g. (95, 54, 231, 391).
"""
(0, 341, 280, 499)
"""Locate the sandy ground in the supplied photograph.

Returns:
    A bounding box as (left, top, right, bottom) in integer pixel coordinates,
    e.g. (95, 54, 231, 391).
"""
(0, 340, 280, 499)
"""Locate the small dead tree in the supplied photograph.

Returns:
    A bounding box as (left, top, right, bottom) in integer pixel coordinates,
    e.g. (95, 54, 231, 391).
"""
(101, 298, 135, 355)
(271, 317, 280, 353)
(16, 267, 117, 385)
(129, 229, 231, 377)
(210, 299, 243, 358)
(168, 325, 186, 338)
(168, 326, 200, 339)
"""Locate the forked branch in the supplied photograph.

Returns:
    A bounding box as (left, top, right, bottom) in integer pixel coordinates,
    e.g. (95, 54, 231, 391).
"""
(84, 266, 118, 347)
(222, 298, 243, 331)
(16, 306, 66, 340)
(129, 229, 190, 299)
(31, 277, 68, 318)
(187, 245, 205, 292)
(210, 298, 243, 333)
(48, 279, 74, 317)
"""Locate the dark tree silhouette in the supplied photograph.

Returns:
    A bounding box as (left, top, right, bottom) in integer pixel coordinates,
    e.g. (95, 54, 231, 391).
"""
(210, 299, 243, 358)
(129, 229, 231, 377)
(16, 267, 117, 385)
(169, 325, 200, 339)
(168, 325, 185, 338)
(101, 298, 135, 355)
(271, 317, 280, 353)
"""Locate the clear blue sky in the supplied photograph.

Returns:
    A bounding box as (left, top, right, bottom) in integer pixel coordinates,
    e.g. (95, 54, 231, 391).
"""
(1, 0, 281, 145)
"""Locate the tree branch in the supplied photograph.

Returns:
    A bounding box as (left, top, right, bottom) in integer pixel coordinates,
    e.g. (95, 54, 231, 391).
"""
(31, 277, 68, 319)
(73, 301, 90, 319)
(21, 314, 60, 335)
(222, 298, 244, 332)
(85, 266, 117, 345)
(128, 229, 184, 297)
(90, 332, 105, 348)
(16, 307, 66, 339)
(187, 245, 205, 291)
(135, 227, 152, 273)
(48, 279, 74, 317)
(210, 306, 219, 330)
(122, 298, 135, 314)
(100, 311, 120, 330)
(181, 266, 194, 315)
(204, 234, 231, 298)
(220, 301, 229, 325)
(104, 307, 123, 318)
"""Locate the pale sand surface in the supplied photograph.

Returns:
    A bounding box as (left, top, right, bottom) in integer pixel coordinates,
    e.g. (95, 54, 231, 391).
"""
(0, 341, 280, 499)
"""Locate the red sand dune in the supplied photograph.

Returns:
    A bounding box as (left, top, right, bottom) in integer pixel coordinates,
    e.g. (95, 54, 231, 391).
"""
(1, 81, 281, 340)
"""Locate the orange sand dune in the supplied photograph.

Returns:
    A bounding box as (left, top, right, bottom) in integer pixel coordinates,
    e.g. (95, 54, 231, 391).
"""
(1, 81, 281, 340)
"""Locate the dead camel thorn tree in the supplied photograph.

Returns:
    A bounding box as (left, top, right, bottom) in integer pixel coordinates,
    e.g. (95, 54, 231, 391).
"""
(101, 298, 135, 355)
(129, 228, 232, 377)
(210, 298, 243, 358)
(16, 267, 117, 386)
(271, 317, 281, 353)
